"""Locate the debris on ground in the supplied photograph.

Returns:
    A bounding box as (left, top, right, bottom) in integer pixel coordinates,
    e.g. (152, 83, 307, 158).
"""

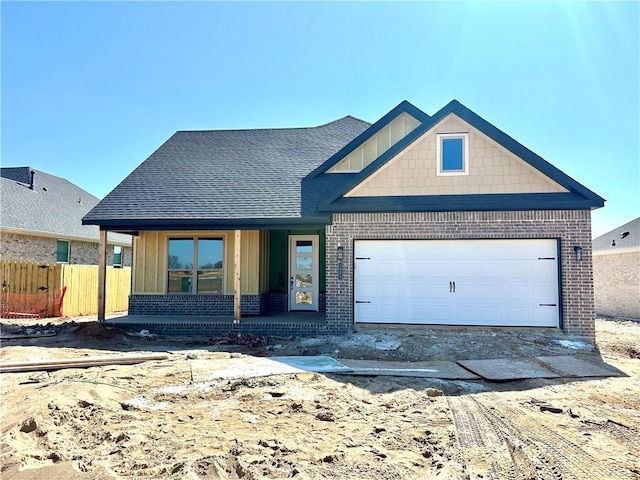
(127, 329, 157, 339)
(555, 339, 593, 350)
(211, 331, 271, 348)
(0, 321, 66, 337)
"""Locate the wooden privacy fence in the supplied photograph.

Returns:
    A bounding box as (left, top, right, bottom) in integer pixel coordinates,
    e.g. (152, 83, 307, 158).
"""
(0, 260, 131, 318)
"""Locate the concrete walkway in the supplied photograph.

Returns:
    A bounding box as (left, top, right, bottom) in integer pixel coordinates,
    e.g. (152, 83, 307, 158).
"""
(186, 354, 621, 383)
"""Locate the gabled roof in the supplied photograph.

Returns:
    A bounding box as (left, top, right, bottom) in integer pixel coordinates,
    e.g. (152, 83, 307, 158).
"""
(1, 167, 131, 245)
(84, 100, 604, 231)
(593, 217, 640, 253)
(307, 100, 431, 178)
(83, 116, 370, 230)
(318, 100, 605, 212)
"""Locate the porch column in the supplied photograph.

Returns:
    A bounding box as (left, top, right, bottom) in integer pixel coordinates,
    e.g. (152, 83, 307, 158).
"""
(97, 229, 107, 322)
(234, 230, 241, 322)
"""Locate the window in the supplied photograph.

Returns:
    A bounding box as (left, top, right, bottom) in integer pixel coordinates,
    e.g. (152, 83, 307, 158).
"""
(167, 238, 223, 294)
(56, 240, 69, 263)
(113, 246, 122, 268)
(436, 133, 469, 175)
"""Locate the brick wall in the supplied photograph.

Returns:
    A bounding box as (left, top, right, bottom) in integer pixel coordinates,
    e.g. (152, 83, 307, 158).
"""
(325, 210, 595, 339)
(129, 293, 269, 316)
(593, 251, 640, 319)
(129, 292, 325, 317)
(110, 317, 328, 337)
(0, 232, 132, 266)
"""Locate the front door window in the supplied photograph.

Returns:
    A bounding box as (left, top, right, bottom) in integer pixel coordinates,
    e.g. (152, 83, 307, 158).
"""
(289, 236, 319, 311)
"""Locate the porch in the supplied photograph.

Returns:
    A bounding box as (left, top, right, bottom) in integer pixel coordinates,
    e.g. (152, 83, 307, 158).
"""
(106, 311, 329, 337)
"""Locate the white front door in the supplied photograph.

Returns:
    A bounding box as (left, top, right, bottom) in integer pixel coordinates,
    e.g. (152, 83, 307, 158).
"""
(289, 235, 319, 311)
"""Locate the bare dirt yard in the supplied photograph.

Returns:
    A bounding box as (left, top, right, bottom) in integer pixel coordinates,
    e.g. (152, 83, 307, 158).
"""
(1, 317, 639, 479)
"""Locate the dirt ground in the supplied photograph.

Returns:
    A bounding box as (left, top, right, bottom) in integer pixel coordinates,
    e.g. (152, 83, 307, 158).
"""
(0, 317, 639, 479)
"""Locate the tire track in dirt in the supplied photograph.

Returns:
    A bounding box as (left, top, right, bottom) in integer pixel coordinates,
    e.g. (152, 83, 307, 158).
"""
(448, 393, 639, 480)
(474, 393, 636, 480)
(571, 399, 640, 459)
(447, 396, 518, 480)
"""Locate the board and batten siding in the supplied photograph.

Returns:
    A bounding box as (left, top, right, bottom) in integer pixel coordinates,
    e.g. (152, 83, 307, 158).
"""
(132, 230, 268, 295)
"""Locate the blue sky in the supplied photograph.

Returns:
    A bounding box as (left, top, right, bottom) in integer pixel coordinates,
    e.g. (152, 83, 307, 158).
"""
(2, 2, 638, 237)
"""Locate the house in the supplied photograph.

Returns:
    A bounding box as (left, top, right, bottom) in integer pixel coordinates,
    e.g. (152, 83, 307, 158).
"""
(83, 100, 604, 339)
(1, 167, 132, 266)
(592, 217, 640, 320)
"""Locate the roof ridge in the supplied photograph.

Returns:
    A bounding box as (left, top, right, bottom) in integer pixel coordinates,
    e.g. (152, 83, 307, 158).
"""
(593, 216, 640, 240)
(1, 166, 100, 201)
(175, 115, 371, 134)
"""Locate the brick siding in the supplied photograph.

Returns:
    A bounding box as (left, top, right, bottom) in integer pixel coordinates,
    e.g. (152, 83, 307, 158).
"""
(129, 293, 269, 316)
(325, 210, 595, 339)
(0, 232, 132, 266)
(593, 251, 640, 319)
(110, 318, 329, 337)
(130, 292, 325, 317)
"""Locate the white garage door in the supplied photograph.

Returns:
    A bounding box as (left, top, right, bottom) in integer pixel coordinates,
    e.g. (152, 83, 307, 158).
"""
(354, 239, 559, 327)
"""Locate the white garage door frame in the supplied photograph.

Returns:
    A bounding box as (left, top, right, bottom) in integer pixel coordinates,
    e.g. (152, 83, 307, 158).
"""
(353, 238, 562, 328)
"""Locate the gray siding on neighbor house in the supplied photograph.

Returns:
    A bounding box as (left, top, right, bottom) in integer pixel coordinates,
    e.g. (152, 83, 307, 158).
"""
(0, 232, 132, 267)
(593, 251, 640, 319)
(325, 210, 595, 339)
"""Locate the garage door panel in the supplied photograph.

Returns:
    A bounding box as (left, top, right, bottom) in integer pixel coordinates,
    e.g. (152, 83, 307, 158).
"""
(380, 282, 405, 298)
(356, 261, 379, 277)
(474, 261, 502, 279)
(528, 285, 558, 303)
(530, 261, 557, 279)
(355, 239, 559, 327)
(476, 284, 503, 300)
(532, 308, 558, 327)
(403, 283, 425, 297)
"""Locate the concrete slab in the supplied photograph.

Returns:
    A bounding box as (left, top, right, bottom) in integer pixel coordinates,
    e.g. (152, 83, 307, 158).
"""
(335, 359, 479, 379)
(458, 358, 560, 381)
(536, 356, 622, 378)
(268, 356, 354, 373)
(189, 355, 352, 383)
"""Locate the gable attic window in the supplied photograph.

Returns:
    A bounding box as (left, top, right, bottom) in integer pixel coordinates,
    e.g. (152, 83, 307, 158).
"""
(436, 133, 469, 176)
(56, 240, 69, 263)
(113, 246, 122, 268)
(167, 238, 223, 294)
(329, 112, 421, 173)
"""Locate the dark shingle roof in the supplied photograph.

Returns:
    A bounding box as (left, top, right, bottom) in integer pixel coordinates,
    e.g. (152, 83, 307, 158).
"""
(83, 116, 370, 229)
(83, 100, 604, 230)
(593, 217, 640, 252)
(1, 167, 131, 245)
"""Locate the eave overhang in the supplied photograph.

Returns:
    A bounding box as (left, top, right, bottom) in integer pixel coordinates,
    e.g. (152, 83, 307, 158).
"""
(319, 193, 603, 213)
(82, 216, 333, 232)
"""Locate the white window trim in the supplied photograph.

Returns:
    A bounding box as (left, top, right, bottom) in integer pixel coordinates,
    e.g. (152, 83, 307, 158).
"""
(436, 133, 469, 176)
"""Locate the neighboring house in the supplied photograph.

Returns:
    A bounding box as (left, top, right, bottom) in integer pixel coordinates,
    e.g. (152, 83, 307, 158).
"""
(1, 167, 132, 266)
(83, 100, 604, 338)
(592, 217, 640, 320)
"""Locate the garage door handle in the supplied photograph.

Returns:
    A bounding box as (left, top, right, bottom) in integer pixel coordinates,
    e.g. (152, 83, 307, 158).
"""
(450, 281, 455, 293)
(355, 300, 371, 304)
(452, 281, 456, 293)
(539, 303, 557, 307)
